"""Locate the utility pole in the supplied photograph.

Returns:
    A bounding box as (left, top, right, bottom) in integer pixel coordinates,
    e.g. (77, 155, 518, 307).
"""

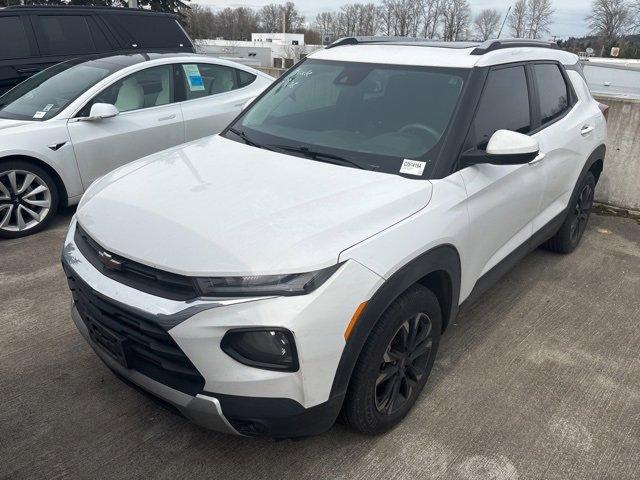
(128, 0, 138, 8)
(498, 5, 511, 39)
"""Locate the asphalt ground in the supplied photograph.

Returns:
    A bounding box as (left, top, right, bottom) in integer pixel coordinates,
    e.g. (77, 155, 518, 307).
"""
(1, 210, 638, 479)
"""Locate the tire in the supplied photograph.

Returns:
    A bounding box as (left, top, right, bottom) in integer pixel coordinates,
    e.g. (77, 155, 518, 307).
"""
(543, 171, 596, 254)
(343, 284, 442, 435)
(0, 160, 59, 239)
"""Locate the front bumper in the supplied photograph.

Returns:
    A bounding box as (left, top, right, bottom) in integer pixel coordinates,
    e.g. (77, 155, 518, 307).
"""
(62, 218, 383, 437)
(71, 304, 238, 434)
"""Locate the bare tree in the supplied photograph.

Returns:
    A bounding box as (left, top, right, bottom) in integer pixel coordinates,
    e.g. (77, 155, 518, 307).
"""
(588, 0, 633, 46)
(259, 4, 281, 33)
(421, 0, 442, 39)
(527, 0, 555, 38)
(184, 4, 216, 39)
(440, 0, 471, 41)
(509, 0, 528, 37)
(281, 1, 306, 32)
(474, 8, 501, 40)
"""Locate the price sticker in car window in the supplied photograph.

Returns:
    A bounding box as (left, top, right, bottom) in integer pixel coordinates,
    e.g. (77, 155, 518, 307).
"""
(400, 159, 426, 176)
(182, 64, 205, 92)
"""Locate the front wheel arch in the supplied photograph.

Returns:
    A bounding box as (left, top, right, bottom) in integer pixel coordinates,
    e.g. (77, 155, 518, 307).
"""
(0, 155, 68, 209)
(330, 245, 461, 401)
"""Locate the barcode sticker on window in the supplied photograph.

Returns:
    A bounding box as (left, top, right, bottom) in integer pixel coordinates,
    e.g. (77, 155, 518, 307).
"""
(399, 159, 426, 176)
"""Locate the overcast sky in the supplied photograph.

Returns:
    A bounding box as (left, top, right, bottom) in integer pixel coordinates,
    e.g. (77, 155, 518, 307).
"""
(193, 0, 591, 39)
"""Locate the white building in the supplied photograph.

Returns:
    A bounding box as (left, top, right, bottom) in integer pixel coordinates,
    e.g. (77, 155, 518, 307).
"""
(196, 33, 321, 69)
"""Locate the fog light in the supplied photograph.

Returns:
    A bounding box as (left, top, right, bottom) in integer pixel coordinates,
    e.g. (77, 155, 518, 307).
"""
(221, 328, 298, 372)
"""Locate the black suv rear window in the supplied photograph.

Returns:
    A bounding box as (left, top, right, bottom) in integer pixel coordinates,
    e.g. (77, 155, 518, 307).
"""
(533, 63, 569, 124)
(104, 15, 189, 49)
(0, 17, 31, 60)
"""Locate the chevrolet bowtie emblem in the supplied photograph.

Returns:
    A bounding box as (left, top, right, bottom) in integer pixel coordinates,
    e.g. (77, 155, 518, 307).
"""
(98, 250, 123, 271)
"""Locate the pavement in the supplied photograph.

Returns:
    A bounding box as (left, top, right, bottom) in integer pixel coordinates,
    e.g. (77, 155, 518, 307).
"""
(1, 210, 639, 480)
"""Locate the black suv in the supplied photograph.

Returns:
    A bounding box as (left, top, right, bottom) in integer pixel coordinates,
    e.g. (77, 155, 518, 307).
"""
(0, 6, 194, 94)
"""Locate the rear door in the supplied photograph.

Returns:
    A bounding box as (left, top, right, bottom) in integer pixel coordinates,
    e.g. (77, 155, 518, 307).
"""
(459, 64, 546, 281)
(67, 64, 184, 188)
(176, 62, 258, 141)
(528, 62, 603, 232)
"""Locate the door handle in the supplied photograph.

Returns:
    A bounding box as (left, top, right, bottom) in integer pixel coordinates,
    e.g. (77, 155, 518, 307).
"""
(158, 114, 176, 121)
(581, 125, 594, 136)
(529, 152, 546, 165)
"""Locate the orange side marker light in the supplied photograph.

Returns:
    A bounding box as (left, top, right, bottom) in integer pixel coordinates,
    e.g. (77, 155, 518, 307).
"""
(344, 301, 367, 341)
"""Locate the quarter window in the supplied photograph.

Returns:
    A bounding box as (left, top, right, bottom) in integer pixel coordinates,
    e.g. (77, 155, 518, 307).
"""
(238, 70, 257, 88)
(533, 63, 569, 124)
(471, 66, 531, 149)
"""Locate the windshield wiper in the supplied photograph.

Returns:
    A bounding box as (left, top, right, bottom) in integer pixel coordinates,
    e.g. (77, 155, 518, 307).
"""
(228, 127, 267, 150)
(267, 145, 369, 170)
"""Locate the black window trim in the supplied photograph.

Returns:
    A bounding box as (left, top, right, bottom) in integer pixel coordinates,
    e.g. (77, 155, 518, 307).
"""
(527, 60, 577, 135)
(458, 61, 535, 160)
(74, 64, 176, 118)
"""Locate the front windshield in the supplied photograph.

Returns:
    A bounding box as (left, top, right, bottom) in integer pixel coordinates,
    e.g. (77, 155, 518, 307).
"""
(0, 59, 121, 121)
(225, 59, 467, 177)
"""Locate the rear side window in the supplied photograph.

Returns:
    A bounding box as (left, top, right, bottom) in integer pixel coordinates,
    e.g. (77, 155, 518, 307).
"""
(238, 70, 257, 88)
(38, 16, 96, 55)
(0, 17, 31, 60)
(104, 15, 189, 49)
(471, 66, 530, 148)
(177, 63, 239, 100)
(533, 63, 569, 124)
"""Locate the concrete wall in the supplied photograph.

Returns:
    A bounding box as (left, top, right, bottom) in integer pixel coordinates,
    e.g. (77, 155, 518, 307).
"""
(594, 95, 640, 211)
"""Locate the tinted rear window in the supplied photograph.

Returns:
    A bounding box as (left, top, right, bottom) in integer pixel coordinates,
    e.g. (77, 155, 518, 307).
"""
(104, 15, 189, 49)
(0, 17, 31, 60)
(533, 63, 569, 124)
(38, 15, 96, 55)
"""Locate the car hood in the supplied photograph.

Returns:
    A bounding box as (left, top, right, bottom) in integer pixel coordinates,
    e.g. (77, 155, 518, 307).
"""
(77, 135, 433, 276)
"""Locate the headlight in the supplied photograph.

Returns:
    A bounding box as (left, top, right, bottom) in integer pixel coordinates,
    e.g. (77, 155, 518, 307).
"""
(194, 263, 341, 297)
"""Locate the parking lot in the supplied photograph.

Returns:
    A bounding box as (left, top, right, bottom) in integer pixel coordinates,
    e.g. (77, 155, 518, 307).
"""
(1, 209, 638, 480)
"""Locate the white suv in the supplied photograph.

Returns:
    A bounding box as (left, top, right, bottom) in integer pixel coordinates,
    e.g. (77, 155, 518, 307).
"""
(62, 38, 607, 438)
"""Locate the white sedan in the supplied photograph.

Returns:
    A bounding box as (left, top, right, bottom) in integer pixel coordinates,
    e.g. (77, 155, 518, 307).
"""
(0, 53, 273, 238)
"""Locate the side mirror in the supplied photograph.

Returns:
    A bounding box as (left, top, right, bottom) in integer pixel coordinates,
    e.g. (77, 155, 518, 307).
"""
(84, 103, 119, 121)
(460, 130, 539, 168)
(242, 97, 256, 111)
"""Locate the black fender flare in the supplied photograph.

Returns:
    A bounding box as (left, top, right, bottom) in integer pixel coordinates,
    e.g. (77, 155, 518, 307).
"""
(329, 245, 461, 399)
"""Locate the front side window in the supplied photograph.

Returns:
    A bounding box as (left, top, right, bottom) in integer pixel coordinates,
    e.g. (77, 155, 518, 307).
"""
(471, 66, 531, 149)
(0, 59, 122, 121)
(225, 59, 467, 177)
(82, 65, 173, 114)
(533, 63, 569, 124)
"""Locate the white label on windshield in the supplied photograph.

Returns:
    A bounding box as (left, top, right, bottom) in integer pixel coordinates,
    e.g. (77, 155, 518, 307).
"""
(33, 111, 47, 119)
(183, 64, 205, 92)
(43, 104, 54, 112)
(400, 159, 426, 176)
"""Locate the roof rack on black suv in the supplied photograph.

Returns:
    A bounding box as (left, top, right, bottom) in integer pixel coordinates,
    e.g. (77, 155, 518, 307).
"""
(327, 36, 559, 54)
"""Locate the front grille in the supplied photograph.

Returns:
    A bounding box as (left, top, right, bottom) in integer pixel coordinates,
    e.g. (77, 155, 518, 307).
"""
(65, 265, 205, 397)
(74, 224, 198, 301)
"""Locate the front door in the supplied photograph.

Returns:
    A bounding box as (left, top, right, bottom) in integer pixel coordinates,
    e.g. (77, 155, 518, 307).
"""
(459, 64, 546, 294)
(67, 64, 184, 188)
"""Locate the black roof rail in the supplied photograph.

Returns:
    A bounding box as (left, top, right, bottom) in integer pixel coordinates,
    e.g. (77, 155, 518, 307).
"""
(470, 38, 559, 55)
(326, 36, 418, 49)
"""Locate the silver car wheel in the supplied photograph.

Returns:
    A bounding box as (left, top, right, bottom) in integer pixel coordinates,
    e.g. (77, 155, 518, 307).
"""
(0, 169, 52, 232)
